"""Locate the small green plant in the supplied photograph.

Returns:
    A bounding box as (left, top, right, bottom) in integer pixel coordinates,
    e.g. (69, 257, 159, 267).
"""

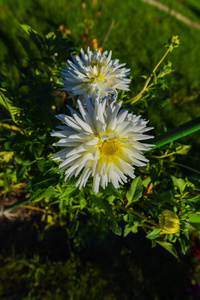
(1, 25, 200, 260)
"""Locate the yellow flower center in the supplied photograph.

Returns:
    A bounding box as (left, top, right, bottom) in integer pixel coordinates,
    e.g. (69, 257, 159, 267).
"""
(89, 64, 108, 83)
(100, 138, 119, 156)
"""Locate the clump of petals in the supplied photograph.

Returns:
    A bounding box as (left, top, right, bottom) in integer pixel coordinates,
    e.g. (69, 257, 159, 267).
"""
(60, 47, 131, 101)
(51, 94, 154, 193)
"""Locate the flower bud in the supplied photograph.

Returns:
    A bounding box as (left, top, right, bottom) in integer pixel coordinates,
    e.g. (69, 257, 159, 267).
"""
(159, 210, 180, 234)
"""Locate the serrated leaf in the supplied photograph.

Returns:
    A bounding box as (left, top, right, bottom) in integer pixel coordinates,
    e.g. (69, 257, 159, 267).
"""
(142, 176, 151, 188)
(32, 174, 59, 188)
(190, 194, 200, 202)
(124, 225, 132, 237)
(126, 176, 143, 204)
(29, 186, 56, 203)
(59, 198, 67, 216)
(175, 144, 191, 155)
(171, 176, 187, 194)
(17, 36, 35, 59)
(0, 151, 14, 163)
(107, 195, 116, 204)
(156, 240, 179, 260)
(146, 228, 162, 240)
(124, 222, 139, 236)
(110, 221, 122, 236)
(43, 160, 58, 175)
(69, 219, 79, 238)
(59, 186, 78, 200)
(19, 24, 43, 49)
(17, 165, 27, 182)
(178, 238, 187, 254)
(92, 195, 116, 222)
(29, 188, 46, 202)
(188, 213, 200, 231)
(102, 184, 123, 200)
(0, 89, 21, 123)
(44, 186, 57, 200)
(45, 32, 56, 39)
(161, 98, 170, 108)
(20, 24, 40, 35)
(159, 190, 178, 206)
(78, 190, 87, 210)
(30, 143, 44, 159)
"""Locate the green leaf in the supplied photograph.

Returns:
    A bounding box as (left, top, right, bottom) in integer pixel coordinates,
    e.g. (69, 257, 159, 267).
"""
(43, 160, 58, 175)
(29, 188, 46, 202)
(178, 237, 187, 254)
(78, 190, 87, 210)
(188, 212, 200, 231)
(45, 32, 56, 40)
(17, 36, 35, 59)
(69, 219, 79, 238)
(146, 229, 162, 240)
(19, 24, 43, 50)
(156, 240, 179, 260)
(190, 194, 200, 202)
(159, 190, 178, 206)
(124, 222, 139, 236)
(126, 176, 143, 203)
(32, 174, 59, 188)
(59, 186, 78, 200)
(0, 151, 14, 163)
(107, 195, 116, 204)
(188, 212, 200, 223)
(124, 225, 132, 237)
(102, 184, 123, 200)
(92, 195, 116, 222)
(29, 186, 56, 203)
(110, 221, 122, 236)
(171, 176, 187, 194)
(30, 143, 44, 159)
(59, 198, 67, 216)
(142, 176, 151, 188)
(0, 89, 21, 123)
(175, 144, 191, 155)
(44, 186, 57, 200)
(20, 24, 40, 35)
(17, 165, 27, 182)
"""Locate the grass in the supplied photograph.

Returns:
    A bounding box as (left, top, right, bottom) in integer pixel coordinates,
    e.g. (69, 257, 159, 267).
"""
(156, 0, 200, 23)
(1, 0, 200, 104)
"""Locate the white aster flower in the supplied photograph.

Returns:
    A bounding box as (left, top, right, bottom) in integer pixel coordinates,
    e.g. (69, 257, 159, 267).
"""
(51, 95, 154, 194)
(60, 47, 131, 101)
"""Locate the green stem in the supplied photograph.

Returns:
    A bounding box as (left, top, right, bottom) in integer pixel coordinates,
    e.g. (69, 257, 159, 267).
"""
(115, 204, 159, 227)
(156, 158, 200, 174)
(1, 198, 31, 214)
(149, 117, 200, 151)
(125, 48, 170, 104)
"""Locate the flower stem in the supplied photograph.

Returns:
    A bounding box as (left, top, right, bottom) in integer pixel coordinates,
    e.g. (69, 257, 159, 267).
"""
(125, 48, 170, 104)
(115, 204, 159, 227)
(21, 205, 50, 214)
(149, 117, 200, 151)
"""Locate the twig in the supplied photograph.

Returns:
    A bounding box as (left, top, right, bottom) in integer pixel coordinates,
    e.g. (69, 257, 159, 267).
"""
(101, 19, 115, 50)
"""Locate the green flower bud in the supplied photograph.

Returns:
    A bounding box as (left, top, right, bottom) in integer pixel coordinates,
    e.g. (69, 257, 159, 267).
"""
(165, 35, 180, 52)
(159, 210, 180, 234)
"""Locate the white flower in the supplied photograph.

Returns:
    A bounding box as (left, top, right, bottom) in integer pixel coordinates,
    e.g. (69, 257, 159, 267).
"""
(60, 47, 131, 101)
(51, 95, 154, 194)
